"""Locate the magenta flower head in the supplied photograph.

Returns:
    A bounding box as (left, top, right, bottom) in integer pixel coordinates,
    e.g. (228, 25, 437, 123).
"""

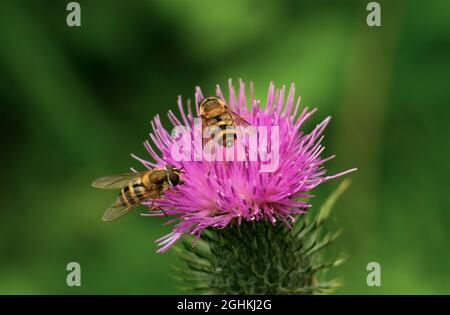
(133, 80, 356, 253)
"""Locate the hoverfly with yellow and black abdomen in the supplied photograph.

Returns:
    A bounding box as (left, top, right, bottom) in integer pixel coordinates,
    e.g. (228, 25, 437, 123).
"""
(92, 165, 184, 221)
(199, 96, 252, 148)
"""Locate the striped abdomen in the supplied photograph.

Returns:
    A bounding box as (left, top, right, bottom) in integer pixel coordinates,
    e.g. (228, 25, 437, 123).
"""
(118, 176, 159, 207)
(216, 119, 237, 147)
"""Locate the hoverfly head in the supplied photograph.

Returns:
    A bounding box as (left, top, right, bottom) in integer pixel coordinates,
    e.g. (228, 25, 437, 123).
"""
(165, 164, 182, 187)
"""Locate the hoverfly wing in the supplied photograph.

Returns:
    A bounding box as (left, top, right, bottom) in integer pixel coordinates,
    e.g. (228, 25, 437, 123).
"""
(225, 105, 252, 128)
(92, 172, 141, 189)
(102, 198, 139, 221)
(226, 107, 257, 148)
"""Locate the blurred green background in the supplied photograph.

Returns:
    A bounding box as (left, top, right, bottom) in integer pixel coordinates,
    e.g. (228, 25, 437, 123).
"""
(0, 0, 449, 294)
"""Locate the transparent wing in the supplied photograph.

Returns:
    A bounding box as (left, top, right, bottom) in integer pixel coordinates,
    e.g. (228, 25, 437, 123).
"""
(102, 188, 164, 221)
(226, 106, 252, 128)
(102, 198, 139, 221)
(92, 172, 142, 189)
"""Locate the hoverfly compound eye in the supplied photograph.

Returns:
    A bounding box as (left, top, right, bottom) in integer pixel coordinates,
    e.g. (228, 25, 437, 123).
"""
(169, 172, 180, 187)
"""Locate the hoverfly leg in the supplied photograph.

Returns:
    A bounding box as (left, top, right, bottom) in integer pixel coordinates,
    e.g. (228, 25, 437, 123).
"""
(159, 207, 168, 217)
(150, 205, 168, 216)
(149, 197, 168, 216)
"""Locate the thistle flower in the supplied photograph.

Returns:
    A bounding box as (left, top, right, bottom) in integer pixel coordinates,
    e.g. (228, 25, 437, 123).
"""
(133, 80, 356, 253)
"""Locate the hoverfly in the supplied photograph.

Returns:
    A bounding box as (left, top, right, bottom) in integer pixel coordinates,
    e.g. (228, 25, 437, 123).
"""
(199, 96, 252, 147)
(92, 165, 183, 221)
